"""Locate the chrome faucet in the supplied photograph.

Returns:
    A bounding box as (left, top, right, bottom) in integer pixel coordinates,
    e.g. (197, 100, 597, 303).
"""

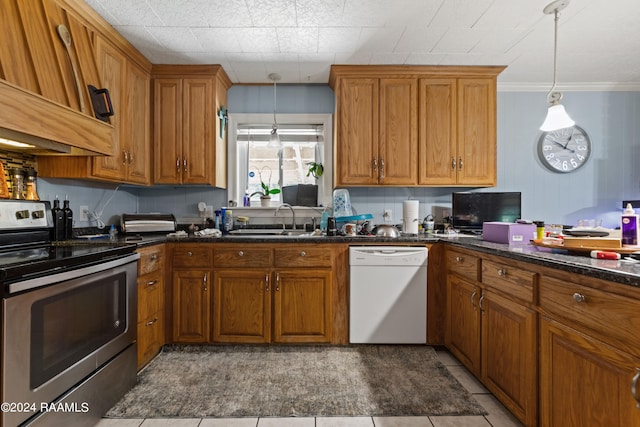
(275, 203, 296, 230)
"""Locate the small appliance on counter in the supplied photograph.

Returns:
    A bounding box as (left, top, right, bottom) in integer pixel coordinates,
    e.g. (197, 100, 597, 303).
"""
(121, 213, 176, 234)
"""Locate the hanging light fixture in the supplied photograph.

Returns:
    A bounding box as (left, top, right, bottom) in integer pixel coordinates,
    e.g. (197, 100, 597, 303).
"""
(267, 73, 282, 148)
(540, 0, 575, 131)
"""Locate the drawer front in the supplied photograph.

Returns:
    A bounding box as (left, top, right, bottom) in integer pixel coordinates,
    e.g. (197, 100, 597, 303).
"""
(172, 246, 213, 268)
(539, 275, 640, 350)
(138, 270, 163, 321)
(138, 245, 165, 275)
(446, 250, 480, 282)
(214, 248, 272, 268)
(482, 259, 535, 303)
(274, 247, 332, 268)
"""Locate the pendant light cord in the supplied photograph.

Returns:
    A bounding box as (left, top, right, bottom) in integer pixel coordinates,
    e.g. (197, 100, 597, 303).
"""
(546, 8, 562, 104)
(272, 78, 278, 128)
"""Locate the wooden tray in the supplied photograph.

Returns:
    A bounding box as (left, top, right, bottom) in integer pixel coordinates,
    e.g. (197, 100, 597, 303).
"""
(530, 239, 640, 254)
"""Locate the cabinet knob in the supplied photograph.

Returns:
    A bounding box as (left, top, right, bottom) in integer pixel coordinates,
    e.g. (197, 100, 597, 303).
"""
(150, 254, 158, 260)
(238, 250, 244, 257)
(455, 256, 463, 263)
(145, 317, 158, 326)
(145, 279, 157, 287)
(300, 251, 306, 257)
(497, 269, 507, 277)
(187, 251, 193, 256)
(572, 292, 586, 303)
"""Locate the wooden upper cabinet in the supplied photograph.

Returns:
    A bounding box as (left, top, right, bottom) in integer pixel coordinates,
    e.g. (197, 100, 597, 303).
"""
(329, 65, 504, 187)
(152, 65, 231, 186)
(37, 35, 152, 185)
(418, 78, 457, 185)
(456, 78, 497, 186)
(336, 78, 378, 185)
(379, 78, 418, 185)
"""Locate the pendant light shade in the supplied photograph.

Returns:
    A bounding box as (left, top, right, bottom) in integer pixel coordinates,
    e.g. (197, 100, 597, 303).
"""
(267, 73, 282, 148)
(540, 103, 575, 132)
(540, 0, 574, 132)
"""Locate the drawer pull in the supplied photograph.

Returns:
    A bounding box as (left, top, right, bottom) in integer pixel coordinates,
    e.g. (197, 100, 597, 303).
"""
(187, 251, 193, 257)
(275, 273, 280, 291)
(300, 251, 306, 257)
(203, 273, 208, 292)
(145, 279, 157, 287)
(265, 273, 269, 292)
(145, 317, 158, 326)
(238, 250, 244, 257)
(497, 269, 507, 277)
(471, 288, 477, 309)
(632, 368, 640, 409)
(150, 254, 158, 260)
(572, 292, 586, 303)
(479, 294, 485, 314)
(455, 256, 463, 263)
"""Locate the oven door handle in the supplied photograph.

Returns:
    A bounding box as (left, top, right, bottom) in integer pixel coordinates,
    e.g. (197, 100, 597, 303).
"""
(7, 253, 140, 294)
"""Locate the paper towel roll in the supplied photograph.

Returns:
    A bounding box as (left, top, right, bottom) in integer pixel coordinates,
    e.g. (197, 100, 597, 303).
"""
(403, 200, 419, 234)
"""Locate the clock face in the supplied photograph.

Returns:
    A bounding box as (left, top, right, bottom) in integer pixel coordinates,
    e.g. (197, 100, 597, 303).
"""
(538, 125, 591, 173)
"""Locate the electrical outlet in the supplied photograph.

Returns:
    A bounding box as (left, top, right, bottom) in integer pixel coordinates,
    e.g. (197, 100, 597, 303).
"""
(79, 205, 89, 222)
(383, 209, 393, 222)
(205, 205, 214, 218)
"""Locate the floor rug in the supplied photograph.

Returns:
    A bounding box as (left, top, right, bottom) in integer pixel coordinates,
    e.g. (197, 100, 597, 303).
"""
(107, 345, 486, 418)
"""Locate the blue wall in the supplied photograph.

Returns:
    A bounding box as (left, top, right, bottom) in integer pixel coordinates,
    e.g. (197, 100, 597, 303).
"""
(39, 85, 640, 229)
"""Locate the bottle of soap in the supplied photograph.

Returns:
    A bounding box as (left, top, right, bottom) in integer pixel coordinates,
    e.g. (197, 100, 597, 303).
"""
(621, 203, 639, 246)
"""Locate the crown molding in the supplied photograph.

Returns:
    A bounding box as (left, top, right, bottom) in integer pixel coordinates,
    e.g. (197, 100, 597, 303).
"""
(498, 82, 640, 92)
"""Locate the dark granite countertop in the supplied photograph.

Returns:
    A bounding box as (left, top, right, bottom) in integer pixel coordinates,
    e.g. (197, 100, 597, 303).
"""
(105, 231, 640, 288)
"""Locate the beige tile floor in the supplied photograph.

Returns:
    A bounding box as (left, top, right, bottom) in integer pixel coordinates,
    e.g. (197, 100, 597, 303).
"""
(95, 350, 523, 427)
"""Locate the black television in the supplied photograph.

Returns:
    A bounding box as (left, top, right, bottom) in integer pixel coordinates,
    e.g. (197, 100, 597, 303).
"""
(452, 192, 522, 233)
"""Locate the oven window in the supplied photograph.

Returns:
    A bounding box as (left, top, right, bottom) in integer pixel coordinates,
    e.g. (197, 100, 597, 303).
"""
(30, 272, 127, 388)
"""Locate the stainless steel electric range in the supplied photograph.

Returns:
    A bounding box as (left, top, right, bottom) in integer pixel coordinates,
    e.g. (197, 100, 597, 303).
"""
(0, 200, 139, 427)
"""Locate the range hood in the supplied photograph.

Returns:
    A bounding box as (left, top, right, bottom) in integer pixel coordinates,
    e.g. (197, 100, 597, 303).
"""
(0, 80, 114, 156)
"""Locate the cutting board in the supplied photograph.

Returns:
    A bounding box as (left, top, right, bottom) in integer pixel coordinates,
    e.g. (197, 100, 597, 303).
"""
(530, 239, 640, 254)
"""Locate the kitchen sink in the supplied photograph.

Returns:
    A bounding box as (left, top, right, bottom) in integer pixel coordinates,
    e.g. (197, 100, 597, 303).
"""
(227, 229, 312, 237)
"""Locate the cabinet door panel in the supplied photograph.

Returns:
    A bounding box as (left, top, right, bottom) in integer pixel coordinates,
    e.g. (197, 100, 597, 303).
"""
(482, 291, 537, 427)
(446, 275, 481, 375)
(379, 78, 417, 184)
(273, 270, 332, 343)
(93, 37, 125, 179)
(212, 270, 271, 343)
(336, 78, 378, 185)
(457, 78, 496, 186)
(182, 78, 213, 184)
(419, 78, 456, 185)
(153, 78, 182, 184)
(172, 270, 209, 343)
(540, 318, 640, 427)
(125, 62, 151, 184)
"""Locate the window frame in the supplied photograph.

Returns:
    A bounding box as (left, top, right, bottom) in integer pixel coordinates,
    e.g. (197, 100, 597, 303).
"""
(227, 113, 333, 207)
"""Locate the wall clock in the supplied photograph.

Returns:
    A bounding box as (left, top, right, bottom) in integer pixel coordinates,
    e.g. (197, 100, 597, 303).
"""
(537, 125, 591, 173)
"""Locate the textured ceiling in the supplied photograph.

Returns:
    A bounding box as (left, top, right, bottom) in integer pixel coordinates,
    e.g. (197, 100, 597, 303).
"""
(84, 0, 640, 89)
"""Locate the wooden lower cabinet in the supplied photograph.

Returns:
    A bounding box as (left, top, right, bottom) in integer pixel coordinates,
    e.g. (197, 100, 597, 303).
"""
(136, 244, 165, 369)
(212, 268, 332, 344)
(446, 274, 481, 375)
(272, 269, 332, 343)
(172, 269, 210, 343)
(540, 317, 640, 427)
(481, 290, 537, 427)
(212, 270, 271, 343)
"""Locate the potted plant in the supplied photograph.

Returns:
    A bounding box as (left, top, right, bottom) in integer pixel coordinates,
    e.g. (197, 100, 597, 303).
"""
(250, 166, 281, 207)
(306, 161, 324, 179)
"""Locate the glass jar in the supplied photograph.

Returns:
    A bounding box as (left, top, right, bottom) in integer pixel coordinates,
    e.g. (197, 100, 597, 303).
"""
(9, 168, 25, 200)
(25, 169, 39, 200)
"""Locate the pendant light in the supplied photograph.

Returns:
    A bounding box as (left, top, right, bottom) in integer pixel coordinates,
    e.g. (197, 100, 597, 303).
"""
(267, 73, 282, 148)
(540, 0, 575, 132)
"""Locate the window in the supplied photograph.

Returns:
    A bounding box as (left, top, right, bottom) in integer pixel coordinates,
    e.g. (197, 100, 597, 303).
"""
(228, 114, 333, 207)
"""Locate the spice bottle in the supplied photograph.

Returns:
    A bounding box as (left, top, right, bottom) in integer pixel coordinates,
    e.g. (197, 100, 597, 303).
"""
(9, 168, 25, 200)
(25, 169, 39, 200)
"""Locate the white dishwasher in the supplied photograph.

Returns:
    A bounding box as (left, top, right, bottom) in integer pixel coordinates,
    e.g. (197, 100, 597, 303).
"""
(349, 246, 427, 344)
